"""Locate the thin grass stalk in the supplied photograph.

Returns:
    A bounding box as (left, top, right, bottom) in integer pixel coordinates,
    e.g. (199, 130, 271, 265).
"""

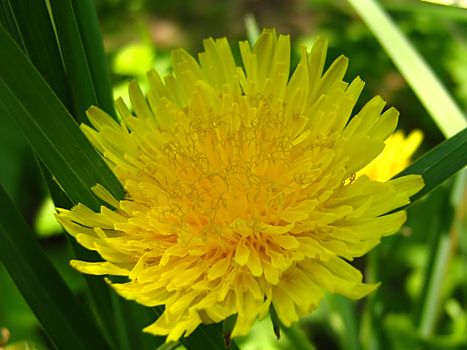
(418, 172, 465, 337)
(347, 0, 466, 138)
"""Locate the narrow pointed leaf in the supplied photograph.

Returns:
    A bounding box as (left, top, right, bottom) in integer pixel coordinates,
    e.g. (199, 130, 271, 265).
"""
(70, 0, 116, 117)
(5, 0, 70, 104)
(0, 7, 128, 343)
(48, 0, 98, 123)
(396, 127, 467, 202)
(39, 165, 119, 345)
(0, 185, 112, 350)
(347, 0, 466, 138)
(0, 24, 124, 210)
(0, 0, 24, 48)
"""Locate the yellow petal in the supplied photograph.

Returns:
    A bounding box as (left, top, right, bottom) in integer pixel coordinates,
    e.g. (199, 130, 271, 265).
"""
(234, 239, 250, 266)
(70, 260, 129, 276)
(207, 257, 231, 280)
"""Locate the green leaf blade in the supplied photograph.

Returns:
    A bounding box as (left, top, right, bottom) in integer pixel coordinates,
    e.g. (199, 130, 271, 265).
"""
(70, 0, 116, 118)
(347, 0, 466, 138)
(0, 24, 124, 209)
(6, 0, 70, 105)
(0, 185, 112, 350)
(396, 127, 467, 202)
(48, 0, 99, 123)
(0, 0, 25, 50)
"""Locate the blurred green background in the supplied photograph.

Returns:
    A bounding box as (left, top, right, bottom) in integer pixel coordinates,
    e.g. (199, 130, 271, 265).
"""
(0, 0, 465, 349)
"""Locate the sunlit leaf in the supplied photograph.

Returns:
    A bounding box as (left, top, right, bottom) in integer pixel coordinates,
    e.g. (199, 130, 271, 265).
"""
(347, 0, 466, 138)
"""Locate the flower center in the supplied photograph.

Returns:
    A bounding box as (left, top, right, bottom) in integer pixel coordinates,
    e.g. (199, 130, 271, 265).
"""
(124, 96, 339, 265)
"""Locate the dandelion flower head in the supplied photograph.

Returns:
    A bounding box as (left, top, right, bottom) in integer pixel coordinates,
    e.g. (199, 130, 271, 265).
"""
(57, 29, 424, 341)
(360, 129, 423, 181)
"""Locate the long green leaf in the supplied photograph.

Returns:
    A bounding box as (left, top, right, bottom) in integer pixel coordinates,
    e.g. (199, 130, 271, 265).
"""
(0, 24, 125, 345)
(109, 293, 165, 350)
(396, 127, 467, 202)
(0, 0, 24, 49)
(0, 7, 122, 344)
(347, 0, 466, 138)
(418, 230, 452, 337)
(70, 0, 116, 117)
(244, 13, 260, 44)
(417, 172, 464, 337)
(0, 185, 112, 350)
(47, 0, 99, 123)
(5, 0, 70, 104)
(384, 1, 467, 22)
(38, 164, 118, 347)
(0, 23, 124, 209)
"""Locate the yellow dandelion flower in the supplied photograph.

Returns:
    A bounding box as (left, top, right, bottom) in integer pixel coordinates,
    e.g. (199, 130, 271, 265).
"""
(359, 130, 423, 181)
(57, 29, 424, 341)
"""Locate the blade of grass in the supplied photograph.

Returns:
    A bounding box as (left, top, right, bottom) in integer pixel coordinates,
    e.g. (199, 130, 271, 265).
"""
(418, 233, 451, 336)
(0, 80, 98, 209)
(70, 0, 116, 117)
(47, 0, 98, 123)
(0, 23, 124, 209)
(383, 0, 467, 22)
(0, 35, 123, 339)
(418, 171, 465, 337)
(0, 24, 136, 347)
(395, 127, 467, 202)
(0, 185, 112, 350)
(0, 7, 124, 344)
(108, 288, 165, 350)
(244, 13, 260, 44)
(0, 0, 24, 49)
(5, 0, 70, 104)
(39, 164, 118, 347)
(347, 0, 466, 138)
(364, 252, 389, 350)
